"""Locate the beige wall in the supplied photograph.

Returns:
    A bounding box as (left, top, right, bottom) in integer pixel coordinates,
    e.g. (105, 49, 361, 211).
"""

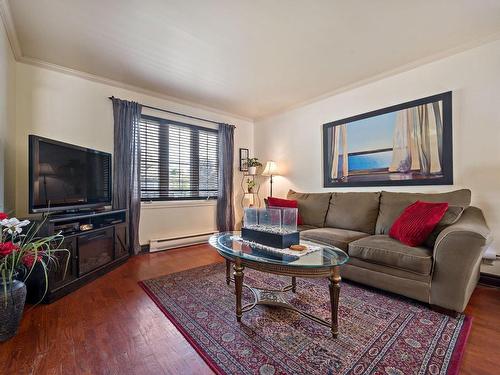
(6, 30, 500, 255)
(14, 63, 253, 244)
(0, 19, 15, 212)
(255, 39, 500, 255)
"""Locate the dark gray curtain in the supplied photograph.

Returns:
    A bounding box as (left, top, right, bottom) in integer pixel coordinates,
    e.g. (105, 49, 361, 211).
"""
(111, 98, 142, 255)
(216, 123, 235, 232)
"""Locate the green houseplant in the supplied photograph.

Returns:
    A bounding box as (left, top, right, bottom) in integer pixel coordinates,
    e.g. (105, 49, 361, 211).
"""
(246, 178, 257, 193)
(0, 212, 68, 341)
(247, 158, 262, 175)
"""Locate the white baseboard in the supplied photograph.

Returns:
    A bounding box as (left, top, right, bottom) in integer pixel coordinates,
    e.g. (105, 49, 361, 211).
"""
(149, 231, 216, 252)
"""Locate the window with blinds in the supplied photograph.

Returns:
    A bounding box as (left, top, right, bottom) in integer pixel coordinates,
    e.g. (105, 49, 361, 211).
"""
(139, 115, 218, 200)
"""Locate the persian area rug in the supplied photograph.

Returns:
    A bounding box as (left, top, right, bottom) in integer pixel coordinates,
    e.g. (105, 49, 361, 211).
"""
(139, 263, 471, 375)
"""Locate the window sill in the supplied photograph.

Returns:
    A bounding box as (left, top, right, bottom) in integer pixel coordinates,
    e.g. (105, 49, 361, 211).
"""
(141, 200, 217, 210)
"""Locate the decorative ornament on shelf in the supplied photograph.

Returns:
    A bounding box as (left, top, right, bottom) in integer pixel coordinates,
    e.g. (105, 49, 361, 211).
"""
(0, 213, 69, 341)
(262, 161, 279, 197)
(246, 158, 262, 175)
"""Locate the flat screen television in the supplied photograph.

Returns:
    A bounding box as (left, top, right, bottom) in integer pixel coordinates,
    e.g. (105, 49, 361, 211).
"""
(29, 135, 112, 213)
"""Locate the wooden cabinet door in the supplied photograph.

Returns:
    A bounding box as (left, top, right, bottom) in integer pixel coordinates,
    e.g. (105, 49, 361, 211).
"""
(114, 224, 129, 259)
(49, 236, 77, 291)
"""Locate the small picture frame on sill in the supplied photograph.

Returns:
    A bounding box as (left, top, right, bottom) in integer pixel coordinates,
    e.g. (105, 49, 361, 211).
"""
(239, 148, 249, 171)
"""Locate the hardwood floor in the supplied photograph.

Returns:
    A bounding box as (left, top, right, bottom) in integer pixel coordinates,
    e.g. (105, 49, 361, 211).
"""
(1, 244, 499, 375)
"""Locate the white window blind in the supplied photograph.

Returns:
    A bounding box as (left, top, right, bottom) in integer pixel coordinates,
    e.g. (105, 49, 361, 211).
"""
(139, 115, 218, 200)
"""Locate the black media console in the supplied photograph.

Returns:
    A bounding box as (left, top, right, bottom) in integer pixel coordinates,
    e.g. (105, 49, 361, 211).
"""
(29, 209, 129, 303)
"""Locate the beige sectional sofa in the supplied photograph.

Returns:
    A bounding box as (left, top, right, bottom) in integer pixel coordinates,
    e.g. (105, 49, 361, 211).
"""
(287, 189, 491, 314)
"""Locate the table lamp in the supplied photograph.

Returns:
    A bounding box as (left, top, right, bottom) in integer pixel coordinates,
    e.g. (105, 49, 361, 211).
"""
(261, 161, 279, 197)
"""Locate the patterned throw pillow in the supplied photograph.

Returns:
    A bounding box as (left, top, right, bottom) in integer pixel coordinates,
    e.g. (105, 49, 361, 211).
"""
(389, 201, 449, 247)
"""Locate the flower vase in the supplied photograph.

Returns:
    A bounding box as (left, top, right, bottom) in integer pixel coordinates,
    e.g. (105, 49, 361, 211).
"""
(248, 166, 257, 175)
(0, 279, 27, 342)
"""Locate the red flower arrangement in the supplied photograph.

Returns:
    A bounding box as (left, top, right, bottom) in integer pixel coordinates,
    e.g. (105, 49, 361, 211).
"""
(0, 212, 69, 303)
(0, 242, 18, 256)
(22, 254, 43, 268)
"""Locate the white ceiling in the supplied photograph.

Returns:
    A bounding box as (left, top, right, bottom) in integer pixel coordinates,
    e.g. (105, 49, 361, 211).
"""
(6, 0, 500, 119)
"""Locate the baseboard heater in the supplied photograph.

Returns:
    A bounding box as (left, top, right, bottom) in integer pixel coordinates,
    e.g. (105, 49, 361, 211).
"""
(149, 231, 217, 252)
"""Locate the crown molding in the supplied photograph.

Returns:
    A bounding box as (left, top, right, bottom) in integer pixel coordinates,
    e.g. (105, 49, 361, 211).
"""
(0, 0, 252, 123)
(0, 0, 22, 59)
(17, 55, 253, 123)
(254, 31, 500, 122)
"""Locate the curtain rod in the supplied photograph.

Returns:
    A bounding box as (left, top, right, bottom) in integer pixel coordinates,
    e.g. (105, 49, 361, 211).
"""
(108, 96, 235, 127)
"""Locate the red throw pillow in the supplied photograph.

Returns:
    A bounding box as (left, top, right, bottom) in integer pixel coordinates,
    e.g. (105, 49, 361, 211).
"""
(389, 201, 449, 247)
(266, 197, 303, 225)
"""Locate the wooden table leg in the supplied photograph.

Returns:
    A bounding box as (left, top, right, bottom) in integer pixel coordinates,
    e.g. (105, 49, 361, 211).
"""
(233, 260, 244, 322)
(225, 259, 231, 285)
(291, 276, 297, 293)
(329, 266, 341, 338)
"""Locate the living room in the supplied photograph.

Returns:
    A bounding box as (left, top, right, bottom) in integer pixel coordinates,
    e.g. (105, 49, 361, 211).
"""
(1, 1, 499, 374)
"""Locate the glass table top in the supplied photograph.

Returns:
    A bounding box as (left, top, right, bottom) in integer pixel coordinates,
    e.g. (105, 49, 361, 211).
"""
(209, 232, 349, 268)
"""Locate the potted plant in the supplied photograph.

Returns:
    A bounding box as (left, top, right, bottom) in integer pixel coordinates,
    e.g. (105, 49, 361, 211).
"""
(0, 213, 68, 341)
(247, 158, 262, 175)
(246, 178, 256, 193)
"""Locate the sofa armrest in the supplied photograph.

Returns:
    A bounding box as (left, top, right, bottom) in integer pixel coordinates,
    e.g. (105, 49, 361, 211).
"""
(430, 206, 491, 312)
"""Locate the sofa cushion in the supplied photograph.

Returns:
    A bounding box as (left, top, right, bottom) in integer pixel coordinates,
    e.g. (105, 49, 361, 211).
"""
(297, 224, 317, 232)
(348, 235, 433, 275)
(325, 192, 380, 234)
(300, 228, 370, 251)
(346, 257, 431, 283)
(287, 190, 332, 227)
(424, 206, 464, 248)
(375, 189, 471, 235)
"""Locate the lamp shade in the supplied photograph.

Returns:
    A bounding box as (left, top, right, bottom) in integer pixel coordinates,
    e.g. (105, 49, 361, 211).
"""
(261, 161, 279, 176)
(39, 163, 56, 176)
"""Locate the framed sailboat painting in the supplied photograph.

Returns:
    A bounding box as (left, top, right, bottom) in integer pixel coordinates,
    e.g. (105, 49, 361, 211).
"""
(323, 92, 453, 187)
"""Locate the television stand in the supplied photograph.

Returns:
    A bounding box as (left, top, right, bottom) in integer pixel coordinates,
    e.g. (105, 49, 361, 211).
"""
(27, 209, 129, 303)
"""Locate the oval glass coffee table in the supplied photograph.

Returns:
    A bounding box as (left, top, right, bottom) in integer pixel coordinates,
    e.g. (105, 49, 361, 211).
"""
(209, 232, 349, 338)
